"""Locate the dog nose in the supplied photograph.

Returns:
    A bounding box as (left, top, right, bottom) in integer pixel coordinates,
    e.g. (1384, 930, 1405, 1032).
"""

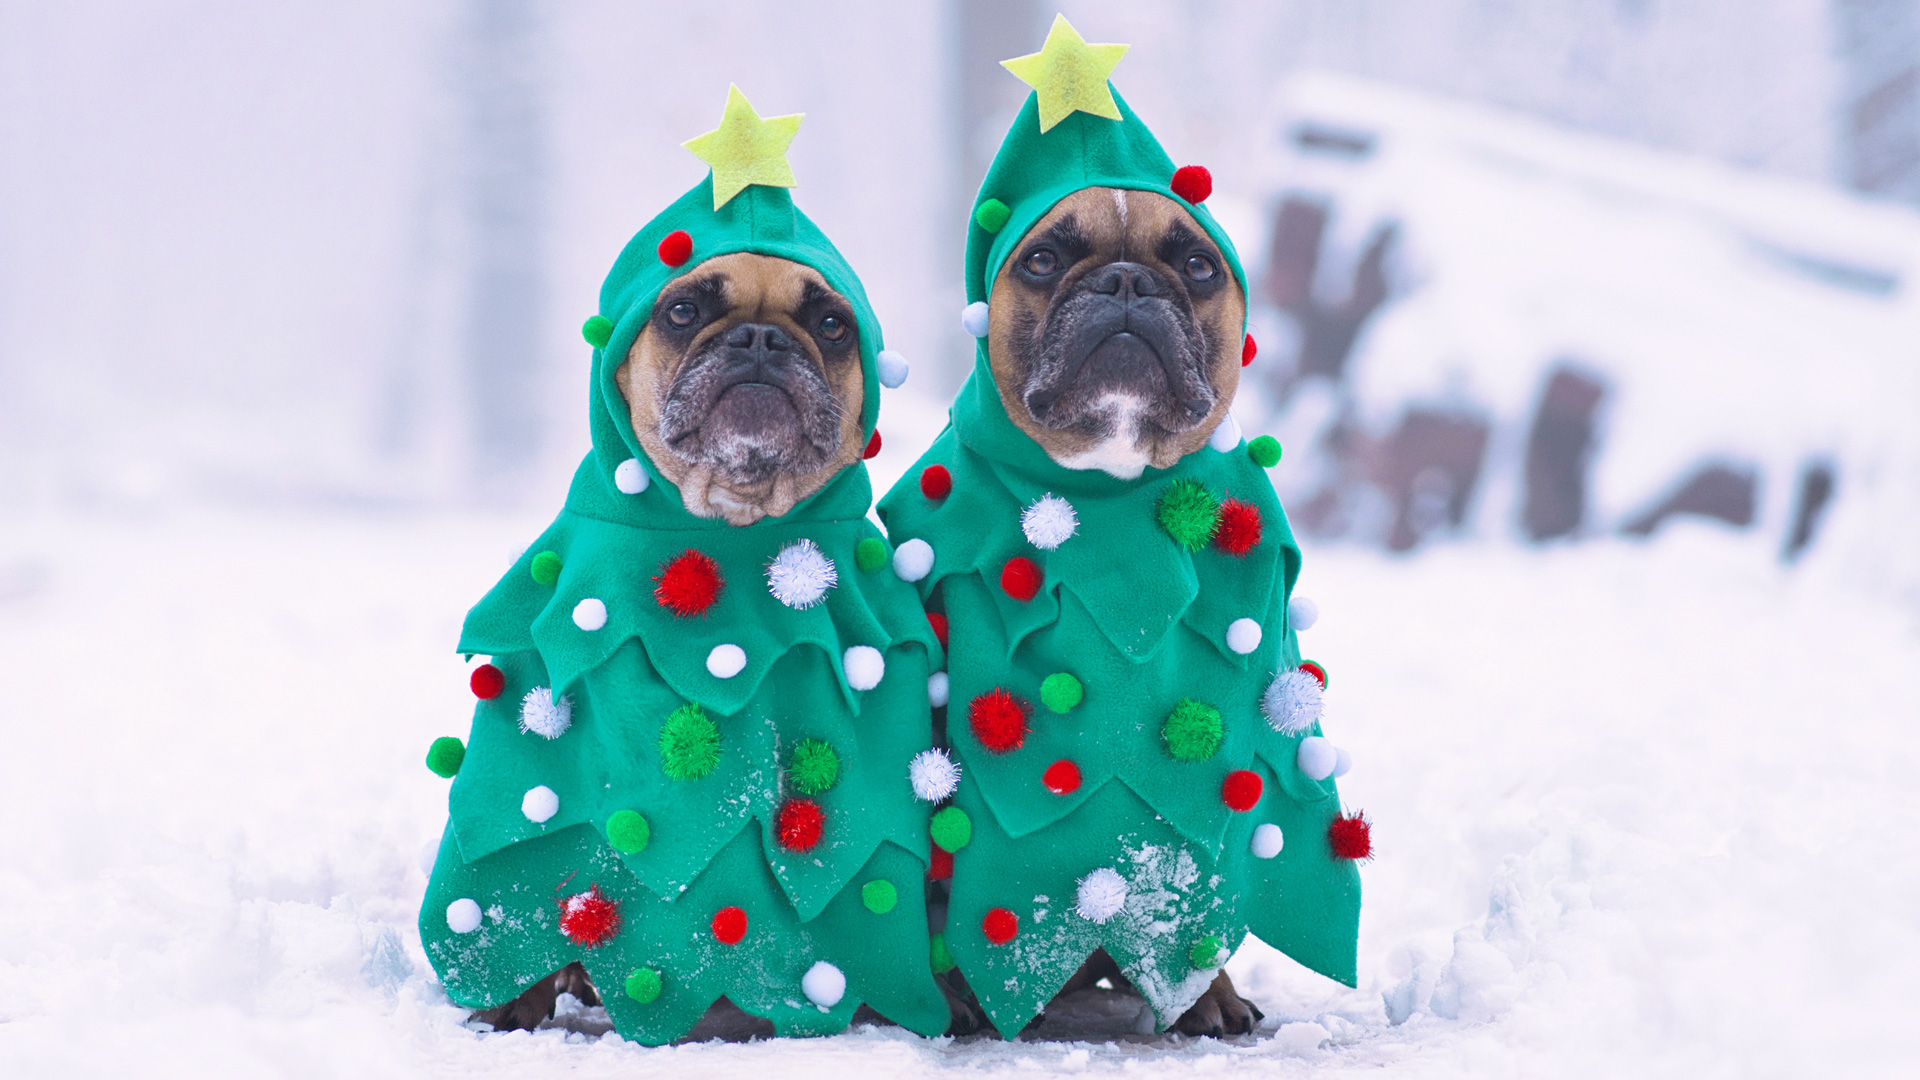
(1086, 262, 1164, 300)
(723, 322, 795, 353)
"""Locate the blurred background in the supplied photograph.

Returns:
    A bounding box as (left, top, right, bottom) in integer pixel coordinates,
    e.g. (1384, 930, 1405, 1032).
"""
(4, 0, 1917, 584)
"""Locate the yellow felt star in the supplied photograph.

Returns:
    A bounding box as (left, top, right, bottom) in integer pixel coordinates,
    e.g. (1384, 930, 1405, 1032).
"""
(683, 85, 804, 210)
(1001, 14, 1129, 133)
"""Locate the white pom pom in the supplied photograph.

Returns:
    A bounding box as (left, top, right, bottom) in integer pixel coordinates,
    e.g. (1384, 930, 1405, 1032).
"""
(961, 301, 991, 338)
(614, 457, 650, 494)
(1250, 823, 1284, 859)
(1297, 736, 1336, 781)
(1262, 669, 1325, 734)
(1074, 867, 1129, 924)
(766, 538, 838, 610)
(876, 349, 909, 388)
(843, 645, 885, 691)
(1288, 595, 1320, 631)
(802, 960, 846, 1009)
(706, 643, 746, 679)
(909, 748, 960, 801)
(518, 687, 573, 739)
(522, 784, 559, 823)
(928, 671, 950, 707)
(1021, 493, 1079, 550)
(892, 538, 934, 582)
(446, 898, 483, 934)
(572, 597, 607, 631)
(418, 837, 440, 876)
(1333, 746, 1352, 779)
(1226, 618, 1263, 655)
(1208, 413, 1242, 452)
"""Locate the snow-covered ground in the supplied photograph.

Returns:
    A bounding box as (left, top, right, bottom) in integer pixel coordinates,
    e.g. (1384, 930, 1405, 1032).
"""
(2, 489, 1915, 1076)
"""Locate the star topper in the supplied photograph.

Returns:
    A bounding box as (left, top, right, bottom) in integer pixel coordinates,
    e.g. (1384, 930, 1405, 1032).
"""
(683, 85, 804, 210)
(1001, 14, 1130, 133)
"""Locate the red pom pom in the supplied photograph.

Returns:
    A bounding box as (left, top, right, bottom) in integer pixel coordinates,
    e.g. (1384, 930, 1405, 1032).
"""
(1329, 810, 1372, 860)
(711, 905, 748, 944)
(920, 464, 952, 500)
(1213, 499, 1263, 556)
(863, 431, 882, 459)
(1298, 660, 1328, 688)
(470, 664, 505, 700)
(968, 688, 1029, 753)
(558, 886, 621, 947)
(1241, 334, 1257, 367)
(1042, 759, 1081, 795)
(1222, 769, 1264, 811)
(1170, 165, 1213, 204)
(1000, 556, 1041, 601)
(775, 798, 825, 852)
(928, 846, 954, 880)
(927, 611, 949, 649)
(982, 907, 1019, 944)
(657, 229, 693, 267)
(654, 550, 722, 616)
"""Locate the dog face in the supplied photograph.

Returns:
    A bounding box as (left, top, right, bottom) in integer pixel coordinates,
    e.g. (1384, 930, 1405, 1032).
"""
(988, 188, 1246, 477)
(617, 252, 865, 524)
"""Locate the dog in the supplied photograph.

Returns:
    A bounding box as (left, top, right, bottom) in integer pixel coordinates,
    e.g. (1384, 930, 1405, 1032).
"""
(471, 251, 867, 1035)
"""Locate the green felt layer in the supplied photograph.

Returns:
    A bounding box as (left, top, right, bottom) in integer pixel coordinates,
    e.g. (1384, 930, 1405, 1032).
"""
(421, 822, 949, 1044)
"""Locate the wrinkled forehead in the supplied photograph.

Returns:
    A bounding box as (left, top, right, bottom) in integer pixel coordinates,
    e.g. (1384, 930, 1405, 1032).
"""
(1010, 188, 1223, 266)
(663, 251, 841, 317)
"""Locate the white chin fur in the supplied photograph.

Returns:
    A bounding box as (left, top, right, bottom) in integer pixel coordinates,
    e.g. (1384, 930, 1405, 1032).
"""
(1052, 393, 1152, 479)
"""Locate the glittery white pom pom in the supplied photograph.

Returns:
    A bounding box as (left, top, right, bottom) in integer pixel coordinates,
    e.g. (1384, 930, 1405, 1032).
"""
(1296, 736, 1336, 781)
(1261, 669, 1324, 734)
(892, 538, 934, 582)
(1074, 867, 1128, 924)
(1208, 413, 1242, 452)
(909, 748, 960, 801)
(521, 784, 559, 823)
(802, 961, 846, 1008)
(1021, 493, 1079, 551)
(706, 643, 746, 678)
(1226, 617, 1262, 655)
(1288, 595, 1320, 631)
(519, 687, 573, 739)
(961, 301, 991, 338)
(928, 671, 950, 707)
(613, 457, 650, 494)
(876, 350, 909, 388)
(766, 538, 838, 610)
(446, 898, 482, 934)
(843, 645, 885, 691)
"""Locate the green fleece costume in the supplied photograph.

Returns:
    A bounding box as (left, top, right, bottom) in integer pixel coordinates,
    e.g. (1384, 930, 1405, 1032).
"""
(877, 19, 1364, 1035)
(419, 91, 948, 1044)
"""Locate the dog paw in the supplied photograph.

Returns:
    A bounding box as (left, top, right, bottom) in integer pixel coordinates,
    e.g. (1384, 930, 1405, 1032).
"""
(1171, 971, 1264, 1038)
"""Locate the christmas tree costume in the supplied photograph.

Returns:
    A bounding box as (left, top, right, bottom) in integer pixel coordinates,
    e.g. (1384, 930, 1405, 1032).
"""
(876, 18, 1366, 1035)
(418, 88, 948, 1044)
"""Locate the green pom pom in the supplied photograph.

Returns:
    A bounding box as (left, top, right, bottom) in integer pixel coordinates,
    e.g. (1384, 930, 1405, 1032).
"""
(788, 738, 840, 796)
(582, 315, 614, 349)
(1161, 698, 1223, 761)
(973, 198, 1011, 233)
(529, 550, 562, 586)
(606, 809, 651, 853)
(1190, 935, 1228, 969)
(659, 704, 720, 780)
(1156, 479, 1219, 551)
(624, 967, 663, 1003)
(1039, 672, 1084, 714)
(1247, 435, 1282, 468)
(930, 806, 972, 852)
(929, 932, 957, 974)
(861, 879, 898, 914)
(854, 536, 890, 573)
(425, 736, 465, 778)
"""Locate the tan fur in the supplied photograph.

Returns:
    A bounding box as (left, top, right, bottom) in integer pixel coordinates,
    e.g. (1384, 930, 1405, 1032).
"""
(988, 188, 1245, 473)
(615, 252, 865, 525)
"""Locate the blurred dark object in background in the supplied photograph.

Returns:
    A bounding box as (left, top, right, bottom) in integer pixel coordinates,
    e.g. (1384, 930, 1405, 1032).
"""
(1521, 367, 1608, 543)
(1263, 197, 1395, 387)
(1622, 462, 1759, 538)
(1783, 459, 1839, 562)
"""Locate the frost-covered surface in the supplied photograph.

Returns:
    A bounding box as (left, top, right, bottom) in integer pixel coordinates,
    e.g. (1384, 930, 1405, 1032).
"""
(1, 499, 1915, 1077)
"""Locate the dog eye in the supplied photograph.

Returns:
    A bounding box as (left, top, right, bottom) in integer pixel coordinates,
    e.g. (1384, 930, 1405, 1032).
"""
(817, 314, 847, 341)
(1024, 249, 1059, 276)
(1184, 255, 1217, 282)
(666, 301, 698, 327)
